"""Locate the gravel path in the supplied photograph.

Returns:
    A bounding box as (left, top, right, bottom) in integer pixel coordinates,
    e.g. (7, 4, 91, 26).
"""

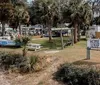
(0, 72, 11, 85)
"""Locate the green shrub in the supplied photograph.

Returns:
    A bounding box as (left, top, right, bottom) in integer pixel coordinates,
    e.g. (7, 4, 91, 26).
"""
(15, 36, 30, 46)
(29, 56, 38, 70)
(15, 36, 30, 57)
(0, 52, 30, 73)
(0, 52, 12, 69)
(12, 54, 30, 73)
(54, 64, 100, 85)
(0, 51, 41, 73)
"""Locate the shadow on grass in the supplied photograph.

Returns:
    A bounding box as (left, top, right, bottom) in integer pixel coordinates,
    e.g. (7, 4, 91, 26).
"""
(80, 38, 87, 41)
(42, 41, 57, 49)
(31, 37, 70, 50)
(73, 59, 100, 66)
(0, 46, 21, 49)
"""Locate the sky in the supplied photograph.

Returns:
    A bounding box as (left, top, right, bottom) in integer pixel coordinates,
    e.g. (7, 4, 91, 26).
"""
(27, 0, 32, 3)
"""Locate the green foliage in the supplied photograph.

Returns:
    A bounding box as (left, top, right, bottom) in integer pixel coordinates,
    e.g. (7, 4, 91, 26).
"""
(10, 1, 30, 29)
(15, 36, 30, 46)
(0, 3, 14, 22)
(55, 64, 100, 85)
(30, 0, 60, 26)
(15, 36, 30, 57)
(93, 16, 100, 25)
(14, 1, 29, 23)
(0, 2, 14, 35)
(62, 0, 93, 25)
(29, 56, 38, 70)
(0, 52, 29, 72)
(22, 36, 30, 46)
(11, 54, 30, 73)
(15, 37, 22, 45)
(0, 52, 39, 73)
(31, 37, 70, 49)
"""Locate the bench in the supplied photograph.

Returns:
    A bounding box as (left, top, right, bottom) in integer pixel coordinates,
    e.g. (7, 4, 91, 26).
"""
(64, 39, 72, 47)
(27, 43, 42, 51)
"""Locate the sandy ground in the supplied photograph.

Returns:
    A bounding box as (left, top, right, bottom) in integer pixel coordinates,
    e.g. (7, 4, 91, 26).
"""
(0, 41, 100, 85)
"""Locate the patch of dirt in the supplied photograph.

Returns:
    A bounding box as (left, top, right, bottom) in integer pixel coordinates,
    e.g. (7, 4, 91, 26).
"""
(0, 71, 11, 85)
(0, 55, 64, 85)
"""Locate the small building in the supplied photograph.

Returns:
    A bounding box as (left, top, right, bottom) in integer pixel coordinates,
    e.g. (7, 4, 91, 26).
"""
(0, 23, 13, 36)
(87, 25, 100, 39)
(95, 25, 100, 38)
(21, 24, 43, 36)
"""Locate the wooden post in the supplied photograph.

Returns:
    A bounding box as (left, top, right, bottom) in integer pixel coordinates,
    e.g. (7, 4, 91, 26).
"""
(71, 28, 74, 46)
(87, 47, 90, 59)
(60, 29, 64, 49)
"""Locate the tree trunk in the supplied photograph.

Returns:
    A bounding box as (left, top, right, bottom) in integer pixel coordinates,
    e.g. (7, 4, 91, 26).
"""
(74, 23, 78, 43)
(60, 29, 64, 49)
(23, 46, 27, 57)
(48, 25, 52, 42)
(78, 26, 81, 41)
(71, 28, 74, 46)
(1, 22, 5, 36)
(19, 22, 21, 35)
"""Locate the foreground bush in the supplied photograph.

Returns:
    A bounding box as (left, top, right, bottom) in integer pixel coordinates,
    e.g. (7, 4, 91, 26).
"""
(55, 64, 100, 85)
(29, 56, 38, 70)
(15, 36, 30, 57)
(0, 52, 37, 73)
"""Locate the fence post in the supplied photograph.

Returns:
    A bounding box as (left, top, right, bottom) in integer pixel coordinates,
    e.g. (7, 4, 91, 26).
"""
(87, 47, 90, 59)
(60, 29, 64, 49)
(71, 28, 74, 46)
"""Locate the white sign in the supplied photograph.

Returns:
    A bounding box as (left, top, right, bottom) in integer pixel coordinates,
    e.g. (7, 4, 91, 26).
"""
(95, 26, 100, 32)
(87, 39, 100, 48)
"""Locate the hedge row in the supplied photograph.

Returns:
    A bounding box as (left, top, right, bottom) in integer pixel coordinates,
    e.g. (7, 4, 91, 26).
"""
(55, 64, 100, 85)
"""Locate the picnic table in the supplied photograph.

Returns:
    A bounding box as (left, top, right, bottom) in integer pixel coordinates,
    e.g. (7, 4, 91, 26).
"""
(27, 43, 42, 51)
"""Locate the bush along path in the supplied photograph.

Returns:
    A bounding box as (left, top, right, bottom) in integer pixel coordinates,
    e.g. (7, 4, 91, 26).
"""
(0, 50, 64, 85)
(55, 64, 100, 85)
(0, 52, 38, 73)
(7, 55, 65, 85)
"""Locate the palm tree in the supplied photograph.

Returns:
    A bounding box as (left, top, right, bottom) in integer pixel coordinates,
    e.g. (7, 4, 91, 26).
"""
(31, 0, 59, 42)
(14, 1, 30, 34)
(0, 2, 14, 36)
(22, 36, 30, 57)
(62, 0, 93, 43)
(15, 36, 30, 57)
(40, 0, 59, 42)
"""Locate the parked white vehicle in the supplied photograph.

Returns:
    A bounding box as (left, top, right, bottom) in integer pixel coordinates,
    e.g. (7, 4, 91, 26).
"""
(27, 43, 42, 51)
(0, 36, 11, 40)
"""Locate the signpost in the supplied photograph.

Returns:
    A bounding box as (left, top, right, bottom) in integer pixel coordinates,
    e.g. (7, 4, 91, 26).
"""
(87, 39, 100, 59)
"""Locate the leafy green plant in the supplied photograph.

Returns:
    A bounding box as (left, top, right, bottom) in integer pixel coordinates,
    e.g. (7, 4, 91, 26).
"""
(29, 56, 38, 70)
(0, 52, 13, 70)
(0, 52, 29, 73)
(22, 36, 30, 57)
(0, 52, 42, 73)
(15, 36, 30, 57)
(54, 64, 100, 85)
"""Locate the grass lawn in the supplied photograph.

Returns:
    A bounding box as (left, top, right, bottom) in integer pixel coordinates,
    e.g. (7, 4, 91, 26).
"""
(31, 37, 71, 49)
(1, 38, 100, 85)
